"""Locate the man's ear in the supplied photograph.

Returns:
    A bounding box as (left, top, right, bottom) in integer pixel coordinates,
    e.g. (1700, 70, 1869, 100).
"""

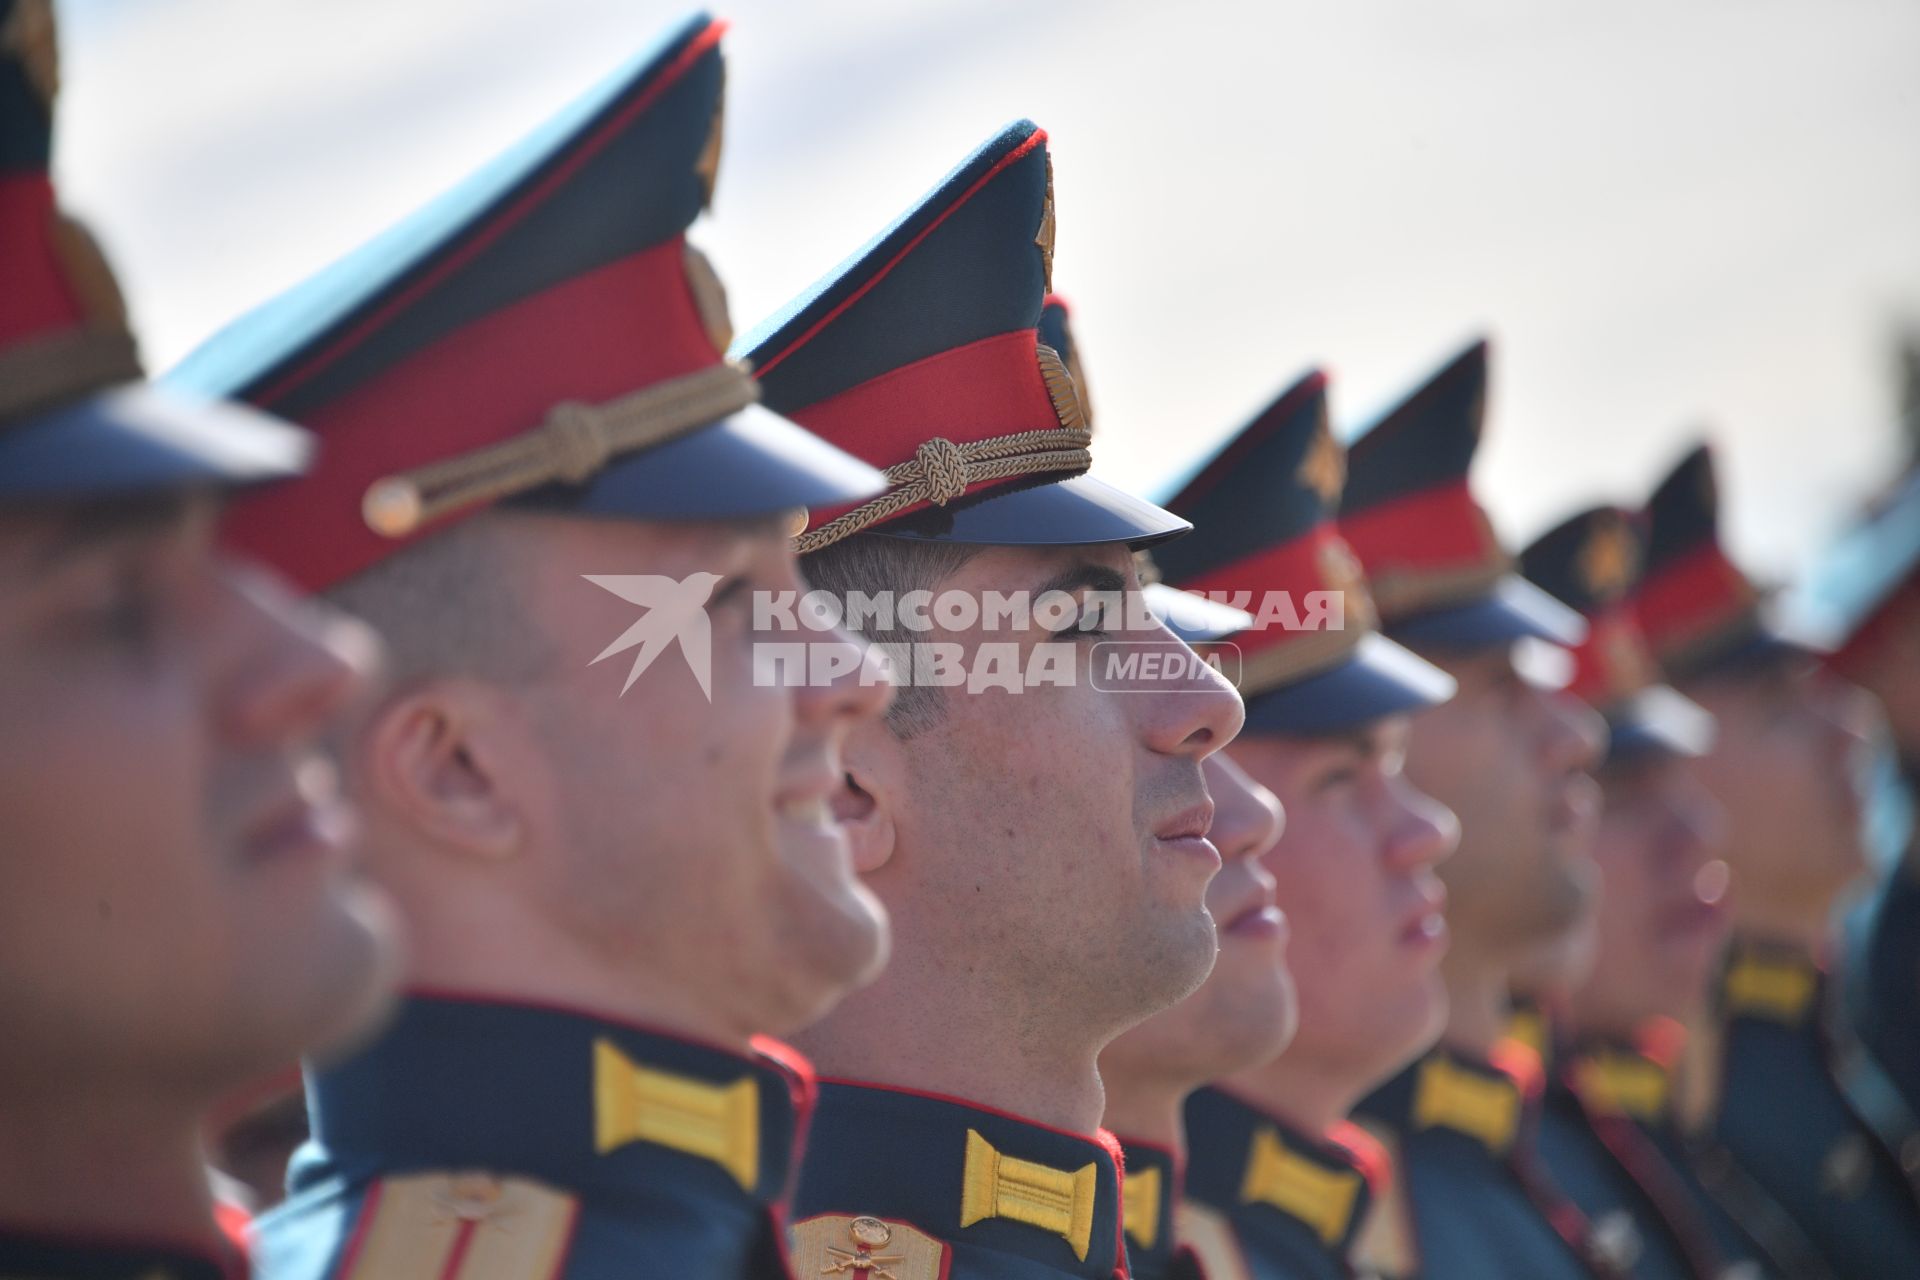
(833, 722, 902, 875)
(363, 683, 525, 861)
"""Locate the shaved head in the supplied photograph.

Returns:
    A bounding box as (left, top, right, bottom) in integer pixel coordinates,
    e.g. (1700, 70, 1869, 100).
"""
(327, 512, 556, 687)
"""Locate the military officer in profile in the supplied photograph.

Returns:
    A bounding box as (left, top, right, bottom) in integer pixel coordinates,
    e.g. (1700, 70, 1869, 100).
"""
(735, 120, 1246, 1279)
(0, 1, 394, 1271)
(1634, 444, 1920, 1276)
(169, 14, 898, 1276)
(1335, 340, 1621, 1278)
(1521, 505, 1818, 1280)
(1148, 368, 1462, 1280)
(1100, 741, 1294, 1280)
(1804, 467, 1920, 1169)
(1101, 723, 1294, 1280)
(1025, 298, 1298, 1280)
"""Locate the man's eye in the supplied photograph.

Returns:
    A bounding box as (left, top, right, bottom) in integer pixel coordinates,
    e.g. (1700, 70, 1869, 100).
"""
(1317, 765, 1360, 793)
(82, 568, 162, 654)
(1070, 598, 1115, 636)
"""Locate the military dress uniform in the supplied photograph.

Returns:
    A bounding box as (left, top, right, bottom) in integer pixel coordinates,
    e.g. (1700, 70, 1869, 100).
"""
(1035, 295, 1253, 649)
(1144, 370, 1457, 1280)
(167, 14, 888, 1279)
(1355, 1043, 1622, 1280)
(729, 122, 1192, 1279)
(0, 1236, 243, 1280)
(1635, 446, 1920, 1278)
(739, 120, 1188, 556)
(1336, 340, 1588, 658)
(1177, 1089, 1385, 1280)
(1518, 506, 1790, 1280)
(1846, 833, 1920, 1169)
(1111, 1139, 1203, 1280)
(1031, 299, 1257, 1280)
(1805, 469, 1920, 1171)
(787, 1084, 1131, 1280)
(0, 0, 313, 1274)
(0, 0, 308, 513)
(1555, 1038, 1826, 1280)
(1149, 368, 1459, 739)
(257, 998, 815, 1280)
(1503, 997, 1554, 1063)
(1328, 341, 1635, 1279)
(1686, 942, 1920, 1277)
(1510, 955, 1806, 1278)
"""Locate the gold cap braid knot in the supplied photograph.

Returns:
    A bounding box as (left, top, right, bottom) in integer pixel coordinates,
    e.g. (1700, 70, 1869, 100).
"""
(915, 437, 969, 505)
(547, 401, 612, 484)
(360, 360, 758, 537)
(789, 344, 1096, 555)
(794, 426, 1091, 555)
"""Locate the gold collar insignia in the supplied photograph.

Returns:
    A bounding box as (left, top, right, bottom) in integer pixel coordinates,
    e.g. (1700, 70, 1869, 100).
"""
(592, 1037, 759, 1190)
(1412, 1056, 1521, 1154)
(1121, 1162, 1163, 1249)
(1239, 1127, 1364, 1247)
(959, 1128, 1098, 1261)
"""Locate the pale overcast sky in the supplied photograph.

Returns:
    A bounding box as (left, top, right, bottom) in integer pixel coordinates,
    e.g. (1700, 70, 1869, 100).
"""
(50, 0, 1920, 578)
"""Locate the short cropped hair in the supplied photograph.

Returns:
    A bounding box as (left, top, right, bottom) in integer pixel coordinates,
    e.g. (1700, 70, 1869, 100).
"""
(800, 533, 980, 738)
(326, 513, 555, 687)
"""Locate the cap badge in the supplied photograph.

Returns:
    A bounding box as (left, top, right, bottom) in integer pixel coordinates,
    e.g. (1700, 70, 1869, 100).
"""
(1299, 419, 1345, 506)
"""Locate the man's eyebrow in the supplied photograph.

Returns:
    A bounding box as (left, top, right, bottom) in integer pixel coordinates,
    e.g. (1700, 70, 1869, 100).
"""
(20, 493, 196, 577)
(728, 510, 799, 544)
(1322, 727, 1378, 758)
(1314, 721, 1401, 761)
(1030, 562, 1130, 599)
(1599, 755, 1659, 788)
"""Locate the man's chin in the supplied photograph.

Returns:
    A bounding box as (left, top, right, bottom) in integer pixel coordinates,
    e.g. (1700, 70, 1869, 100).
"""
(265, 885, 404, 1071)
(1200, 966, 1299, 1072)
(1153, 905, 1226, 1008)
(1389, 975, 1449, 1070)
(771, 886, 892, 1033)
(775, 823, 860, 883)
(1532, 857, 1599, 929)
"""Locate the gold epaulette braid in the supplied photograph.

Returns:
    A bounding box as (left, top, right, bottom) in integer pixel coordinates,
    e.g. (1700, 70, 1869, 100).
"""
(361, 360, 760, 537)
(793, 426, 1092, 555)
